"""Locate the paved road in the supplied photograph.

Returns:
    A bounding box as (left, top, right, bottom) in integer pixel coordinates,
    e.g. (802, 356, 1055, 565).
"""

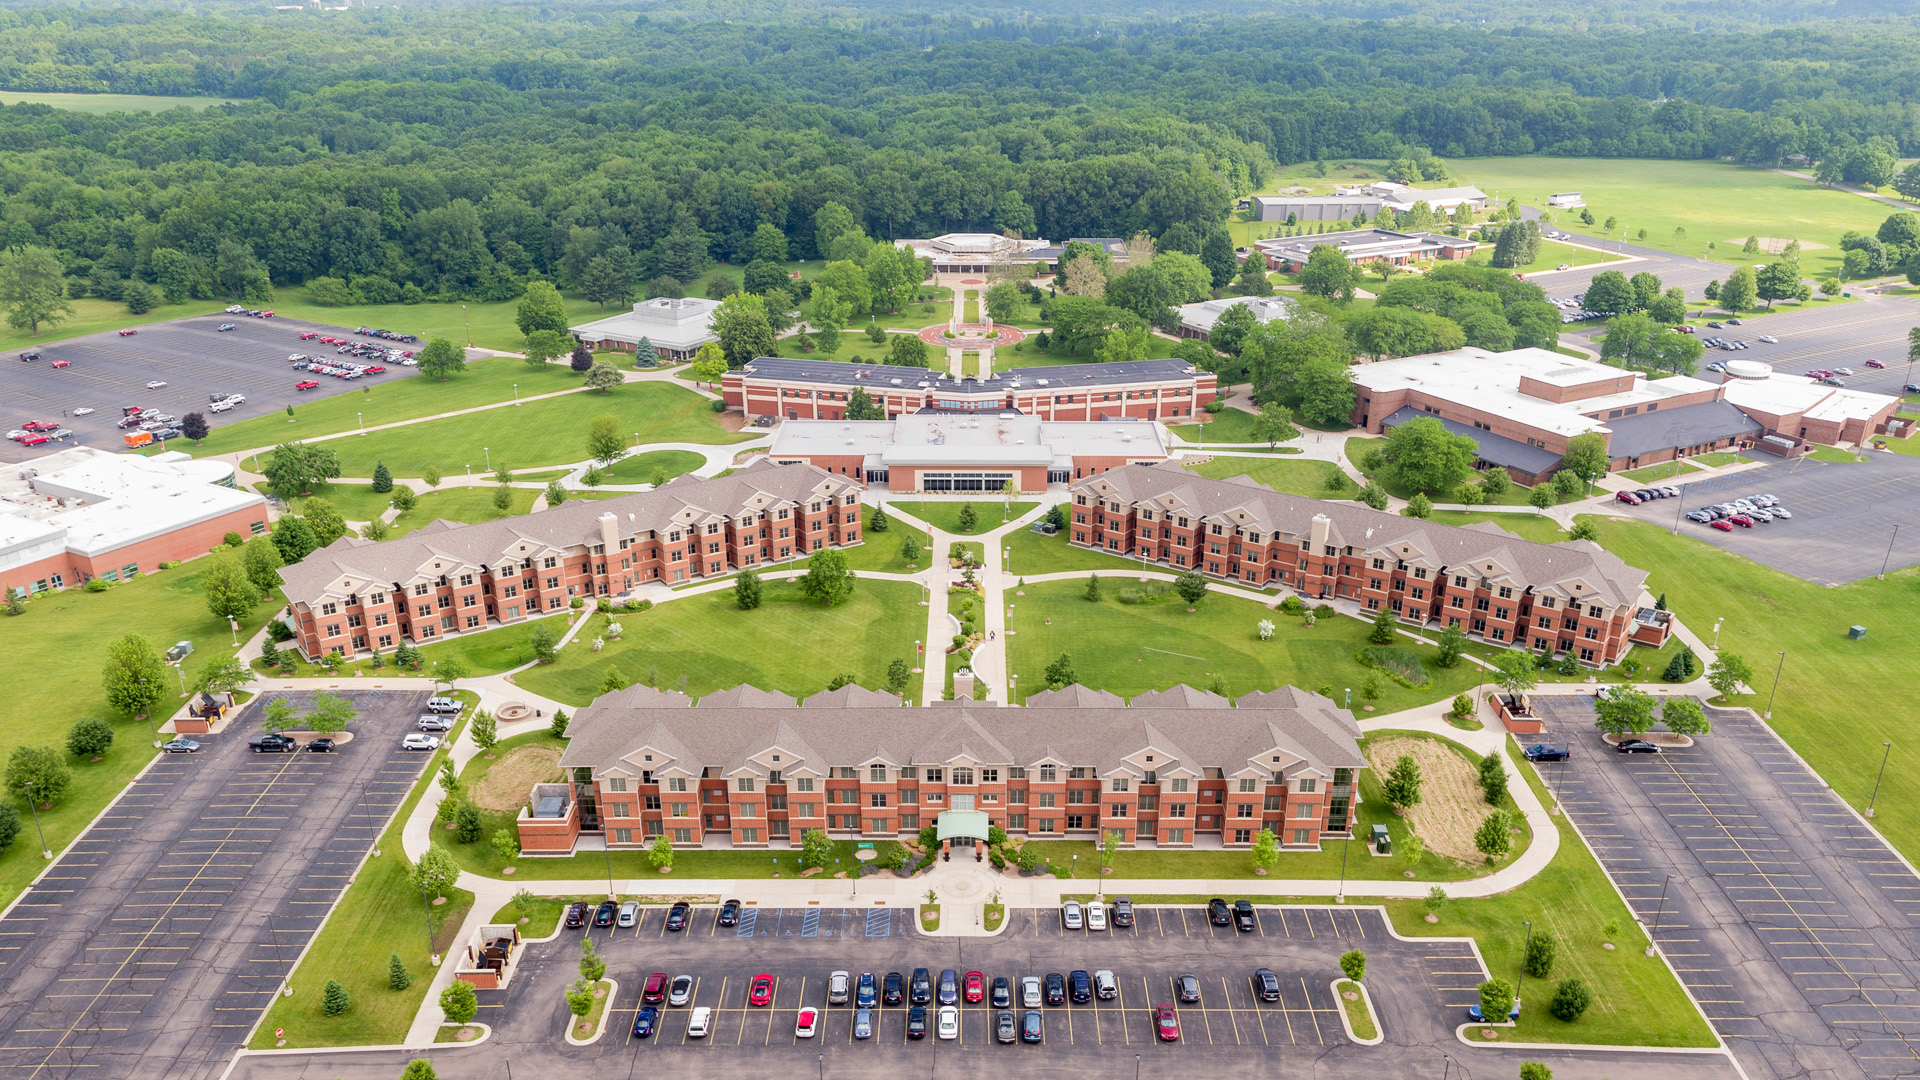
(225, 903, 1741, 1080)
(0, 689, 431, 1080)
(2, 314, 427, 463)
(1518, 212, 1735, 302)
(1535, 700, 1920, 1080)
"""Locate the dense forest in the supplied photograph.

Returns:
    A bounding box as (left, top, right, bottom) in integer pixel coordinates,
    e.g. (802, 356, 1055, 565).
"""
(4, 0, 1920, 303)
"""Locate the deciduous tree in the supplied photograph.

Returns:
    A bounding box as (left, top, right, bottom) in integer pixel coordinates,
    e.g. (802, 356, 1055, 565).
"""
(0, 245, 75, 336)
(6, 746, 71, 807)
(798, 547, 855, 607)
(101, 632, 166, 718)
(415, 337, 467, 380)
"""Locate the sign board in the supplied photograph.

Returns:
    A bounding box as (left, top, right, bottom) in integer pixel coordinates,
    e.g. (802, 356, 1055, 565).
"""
(856, 843, 874, 850)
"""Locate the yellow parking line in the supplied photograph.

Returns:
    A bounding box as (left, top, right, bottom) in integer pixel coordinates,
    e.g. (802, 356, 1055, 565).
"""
(1222, 977, 1242, 1045)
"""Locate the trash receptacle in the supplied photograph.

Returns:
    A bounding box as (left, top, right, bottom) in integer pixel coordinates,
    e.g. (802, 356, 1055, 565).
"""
(1371, 824, 1391, 855)
(1849, 625, 1867, 640)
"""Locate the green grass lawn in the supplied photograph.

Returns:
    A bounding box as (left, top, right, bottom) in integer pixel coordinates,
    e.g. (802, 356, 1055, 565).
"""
(1004, 522, 1151, 577)
(0, 562, 281, 907)
(1693, 451, 1750, 468)
(1619, 460, 1703, 483)
(1184, 456, 1357, 498)
(1167, 406, 1270, 444)
(0, 297, 225, 353)
(1469, 238, 1625, 276)
(602, 449, 707, 485)
(266, 286, 610, 353)
(848, 510, 933, 574)
(1802, 444, 1868, 464)
(0, 90, 236, 111)
(1382, 740, 1717, 1048)
(893, 500, 1038, 535)
(1421, 510, 1570, 546)
(389, 486, 541, 536)
(315, 381, 745, 478)
(1342, 436, 1546, 506)
(1335, 979, 1377, 1039)
(514, 580, 924, 705)
(255, 614, 561, 681)
(1451, 157, 1898, 280)
(1589, 516, 1920, 863)
(248, 697, 478, 1049)
(194, 357, 583, 459)
(1006, 579, 1487, 711)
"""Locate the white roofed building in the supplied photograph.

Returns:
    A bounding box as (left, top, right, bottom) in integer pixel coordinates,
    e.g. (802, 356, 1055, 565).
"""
(765, 414, 1170, 492)
(1175, 296, 1297, 341)
(569, 296, 721, 360)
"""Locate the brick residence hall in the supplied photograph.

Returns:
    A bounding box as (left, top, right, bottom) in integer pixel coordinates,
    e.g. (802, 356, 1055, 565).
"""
(276, 462, 860, 661)
(518, 682, 1366, 856)
(1071, 464, 1667, 667)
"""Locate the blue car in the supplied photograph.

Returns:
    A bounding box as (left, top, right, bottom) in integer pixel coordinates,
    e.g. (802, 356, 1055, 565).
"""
(633, 1004, 659, 1038)
(1468, 1001, 1521, 1022)
(856, 972, 877, 1009)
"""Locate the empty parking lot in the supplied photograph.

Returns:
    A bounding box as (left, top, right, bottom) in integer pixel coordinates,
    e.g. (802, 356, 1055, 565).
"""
(1532, 699, 1920, 1080)
(1615, 452, 1920, 584)
(0, 689, 432, 1080)
(3, 313, 425, 463)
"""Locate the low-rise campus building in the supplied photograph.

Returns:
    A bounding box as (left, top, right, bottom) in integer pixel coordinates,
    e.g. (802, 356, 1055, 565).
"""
(1248, 182, 1490, 223)
(519, 681, 1365, 855)
(1070, 464, 1665, 666)
(1, 447, 267, 599)
(275, 462, 861, 661)
(568, 296, 721, 359)
(893, 234, 1128, 274)
(722, 356, 1215, 422)
(1254, 229, 1480, 272)
(765, 414, 1170, 492)
(1715, 360, 1908, 446)
(1174, 296, 1297, 342)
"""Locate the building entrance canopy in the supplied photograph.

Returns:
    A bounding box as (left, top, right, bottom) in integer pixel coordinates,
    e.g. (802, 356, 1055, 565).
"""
(935, 810, 991, 843)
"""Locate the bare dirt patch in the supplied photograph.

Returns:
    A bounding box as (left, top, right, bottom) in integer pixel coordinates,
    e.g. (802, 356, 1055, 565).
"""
(1364, 735, 1485, 863)
(473, 745, 563, 812)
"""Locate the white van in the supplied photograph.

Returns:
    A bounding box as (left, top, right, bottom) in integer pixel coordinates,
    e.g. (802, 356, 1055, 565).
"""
(687, 1006, 712, 1037)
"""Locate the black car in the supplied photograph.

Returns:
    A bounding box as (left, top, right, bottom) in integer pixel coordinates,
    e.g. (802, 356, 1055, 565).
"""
(990, 975, 1012, 1009)
(1068, 970, 1092, 1004)
(593, 900, 618, 927)
(19, 351, 40, 361)
(1616, 739, 1662, 754)
(563, 902, 589, 929)
(664, 901, 690, 931)
(883, 972, 904, 1006)
(1044, 972, 1066, 1007)
(1207, 897, 1232, 926)
(906, 1005, 928, 1040)
(1523, 743, 1570, 762)
(1176, 973, 1201, 1004)
(305, 738, 336, 753)
(1707, 320, 1723, 329)
(938, 968, 958, 1006)
(1233, 900, 1257, 932)
(1252, 968, 1282, 1003)
(1021, 1010, 1043, 1043)
(718, 899, 740, 927)
(1112, 897, 1134, 928)
(1905, 383, 1920, 394)
(910, 968, 932, 1005)
(248, 733, 297, 754)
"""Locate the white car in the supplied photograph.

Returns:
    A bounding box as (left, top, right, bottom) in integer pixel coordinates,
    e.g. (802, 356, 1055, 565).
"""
(1086, 901, 1107, 931)
(400, 358, 417, 366)
(224, 393, 246, 405)
(1834, 367, 1855, 376)
(1061, 900, 1083, 930)
(795, 1007, 819, 1039)
(686, 1006, 712, 1037)
(936, 1005, 958, 1040)
(209, 400, 234, 413)
(145, 380, 167, 389)
(4, 430, 25, 440)
(72, 407, 93, 416)
(1759, 335, 1778, 344)
(402, 733, 441, 752)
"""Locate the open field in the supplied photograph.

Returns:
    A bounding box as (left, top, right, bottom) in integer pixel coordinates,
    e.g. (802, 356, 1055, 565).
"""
(1184, 455, 1357, 498)
(513, 580, 925, 705)
(891, 499, 1038, 535)
(1470, 237, 1626, 275)
(1004, 520, 1151, 576)
(1451, 157, 1898, 278)
(602, 449, 705, 485)
(264, 287, 611, 353)
(0, 297, 224, 353)
(0, 561, 281, 907)
(0, 90, 236, 111)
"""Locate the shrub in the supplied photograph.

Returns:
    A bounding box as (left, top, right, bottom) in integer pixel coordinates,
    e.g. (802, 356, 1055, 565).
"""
(1524, 931, 1558, 978)
(1548, 978, 1592, 1022)
(1451, 693, 1474, 720)
(1356, 645, 1428, 687)
(455, 801, 483, 843)
(85, 577, 111, 593)
(1339, 949, 1366, 982)
(1521, 1065, 1554, 1080)
(1279, 595, 1306, 615)
(65, 717, 115, 757)
(1474, 810, 1514, 860)
(389, 953, 413, 991)
(1313, 604, 1335, 619)
(1478, 753, 1509, 804)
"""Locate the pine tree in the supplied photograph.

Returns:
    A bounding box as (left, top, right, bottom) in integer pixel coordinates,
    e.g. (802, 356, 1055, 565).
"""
(389, 953, 413, 991)
(260, 637, 279, 668)
(1662, 650, 1692, 683)
(371, 461, 393, 493)
(1654, 593, 1667, 611)
(868, 505, 890, 532)
(321, 978, 351, 1016)
(957, 504, 978, 531)
(1084, 574, 1101, 602)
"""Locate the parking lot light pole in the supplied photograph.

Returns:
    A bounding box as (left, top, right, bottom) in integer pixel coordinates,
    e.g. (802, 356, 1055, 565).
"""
(419, 881, 438, 965)
(25, 782, 49, 859)
(1516, 920, 1533, 1007)
(604, 843, 615, 900)
(1764, 649, 1786, 719)
(1712, 618, 1723, 650)
(1869, 741, 1893, 818)
(1336, 836, 1350, 904)
(1880, 523, 1901, 580)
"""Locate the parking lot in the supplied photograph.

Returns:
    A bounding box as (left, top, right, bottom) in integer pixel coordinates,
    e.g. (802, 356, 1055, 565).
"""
(3, 312, 425, 463)
(0, 689, 432, 1080)
(1613, 451, 1920, 584)
(1530, 699, 1920, 1080)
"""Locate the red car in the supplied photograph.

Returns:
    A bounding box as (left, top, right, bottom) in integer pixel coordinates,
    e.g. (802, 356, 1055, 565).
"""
(22, 420, 59, 432)
(16, 434, 47, 446)
(300, 331, 318, 340)
(1614, 491, 1641, 505)
(50, 359, 68, 368)
(364, 365, 387, 374)
(963, 971, 985, 1004)
(1728, 514, 1754, 527)
(1155, 1004, 1180, 1042)
(295, 380, 321, 391)
(1867, 359, 1887, 369)
(642, 972, 668, 1004)
(1710, 519, 1734, 532)
(748, 975, 775, 1006)
(117, 328, 137, 336)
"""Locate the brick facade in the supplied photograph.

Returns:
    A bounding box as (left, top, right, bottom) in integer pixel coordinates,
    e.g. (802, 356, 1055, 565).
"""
(723, 357, 1216, 423)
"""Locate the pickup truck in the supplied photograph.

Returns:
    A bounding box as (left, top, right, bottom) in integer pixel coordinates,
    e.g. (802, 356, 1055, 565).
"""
(295, 380, 321, 391)
(249, 733, 298, 753)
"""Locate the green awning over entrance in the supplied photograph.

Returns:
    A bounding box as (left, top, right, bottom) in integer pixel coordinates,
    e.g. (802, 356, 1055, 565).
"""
(935, 810, 991, 843)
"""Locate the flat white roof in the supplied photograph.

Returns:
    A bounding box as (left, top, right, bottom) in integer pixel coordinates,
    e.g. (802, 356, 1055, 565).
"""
(1575, 375, 1721, 414)
(0, 446, 263, 563)
(1352, 348, 1630, 439)
(1177, 296, 1296, 334)
(1719, 372, 1898, 423)
(768, 415, 1169, 468)
(569, 297, 721, 349)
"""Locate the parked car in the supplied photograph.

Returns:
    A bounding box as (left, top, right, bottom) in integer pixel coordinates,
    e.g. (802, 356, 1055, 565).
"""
(1729, 514, 1754, 527)
(295, 380, 320, 391)
(937, 1005, 959, 1040)
(70, 406, 91, 415)
(906, 1005, 928, 1040)
(1233, 899, 1257, 932)
(1177, 973, 1201, 1003)
(1711, 519, 1734, 532)
(854, 1008, 875, 1040)
(1112, 897, 1134, 928)
(686, 1007, 711, 1037)
(995, 1010, 1016, 1043)
(642, 971, 668, 1003)
(1086, 901, 1107, 931)
(1616, 739, 1662, 754)
(1615, 491, 1642, 505)
(1069, 970, 1092, 1003)
(884, 972, 904, 1006)
(50, 359, 68, 368)
(1208, 898, 1232, 925)
(718, 898, 741, 926)
(1094, 970, 1118, 1000)
(217, 323, 236, 331)
(1834, 367, 1855, 376)
(593, 901, 617, 927)
(631, 1005, 658, 1038)
(1470, 1000, 1521, 1022)
(1523, 744, 1570, 762)
(425, 696, 461, 714)
(1021, 1010, 1043, 1043)
(1759, 335, 1778, 344)
(910, 968, 932, 1005)
(1061, 900, 1083, 930)
(829, 970, 851, 1006)
(991, 975, 1012, 1009)
(964, 970, 984, 1004)
(305, 738, 335, 753)
(564, 902, 589, 929)
(402, 733, 441, 751)
(1769, 507, 1792, 519)
(618, 901, 640, 928)
(1252, 968, 1282, 1002)
(299, 331, 318, 340)
(1044, 972, 1066, 1006)
(669, 974, 694, 1006)
(748, 975, 775, 1006)
(162, 738, 201, 753)
(857, 972, 877, 1008)
(664, 901, 690, 931)
(796, 1007, 819, 1038)
(249, 733, 297, 753)
(417, 715, 452, 732)
(1156, 1004, 1181, 1042)
(1020, 976, 1042, 1009)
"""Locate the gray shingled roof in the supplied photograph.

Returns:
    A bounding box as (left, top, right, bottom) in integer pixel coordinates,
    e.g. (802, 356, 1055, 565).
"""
(1131, 684, 1231, 709)
(1604, 399, 1762, 459)
(1081, 465, 1648, 608)
(1380, 406, 1562, 475)
(1021, 685, 1125, 709)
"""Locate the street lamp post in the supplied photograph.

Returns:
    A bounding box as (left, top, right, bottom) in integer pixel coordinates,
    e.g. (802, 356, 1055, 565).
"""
(1880, 523, 1901, 580)
(1516, 920, 1534, 1007)
(1869, 741, 1893, 818)
(1764, 649, 1786, 719)
(419, 881, 438, 964)
(1344, 687, 1351, 710)
(605, 842, 615, 900)
(357, 411, 363, 432)
(1004, 546, 1011, 575)
(513, 383, 519, 404)
(485, 447, 491, 472)
(1712, 618, 1723, 650)
(1336, 836, 1350, 903)
(25, 781, 49, 859)
(462, 304, 470, 347)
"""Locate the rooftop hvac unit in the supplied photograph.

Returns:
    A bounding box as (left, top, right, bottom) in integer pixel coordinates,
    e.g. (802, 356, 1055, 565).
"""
(1036, 378, 1049, 386)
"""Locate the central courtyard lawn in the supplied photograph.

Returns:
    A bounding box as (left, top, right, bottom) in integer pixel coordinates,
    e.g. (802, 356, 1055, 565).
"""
(1184, 455, 1357, 498)
(847, 509, 932, 574)
(1006, 579, 1487, 710)
(1421, 510, 1570, 545)
(890, 499, 1038, 535)
(514, 579, 925, 705)
(1619, 460, 1702, 483)
(324, 381, 749, 477)
(603, 449, 706, 485)
(0, 563, 281, 907)
(1004, 520, 1149, 576)
(388, 485, 541, 536)
(1589, 516, 1920, 864)
(1167, 405, 1265, 443)
(1450, 157, 1896, 279)
(1384, 741, 1717, 1048)
(193, 356, 584, 458)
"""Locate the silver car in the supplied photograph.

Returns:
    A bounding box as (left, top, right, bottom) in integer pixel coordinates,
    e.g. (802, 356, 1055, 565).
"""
(617, 900, 640, 928)
(1020, 976, 1043, 1009)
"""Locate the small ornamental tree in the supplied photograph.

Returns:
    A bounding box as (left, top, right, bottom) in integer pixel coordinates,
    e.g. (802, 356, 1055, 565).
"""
(886, 657, 912, 695)
(470, 709, 498, 751)
(1251, 828, 1279, 873)
(530, 624, 558, 664)
(389, 953, 413, 991)
(1382, 753, 1423, 812)
(899, 535, 920, 562)
(491, 828, 519, 864)
(1474, 810, 1513, 860)
(800, 827, 835, 869)
(1706, 652, 1754, 701)
(868, 504, 890, 532)
(1044, 653, 1076, 690)
(1592, 685, 1657, 737)
(1368, 604, 1398, 644)
(1662, 648, 1693, 682)
(1084, 574, 1101, 602)
(1528, 485, 1555, 510)
(371, 460, 393, 493)
(66, 717, 114, 758)
(1405, 492, 1432, 519)
(1451, 693, 1474, 721)
(734, 568, 763, 610)
(957, 503, 979, 531)
(1339, 949, 1367, 982)
(1425, 886, 1448, 917)
(1662, 696, 1710, 737)
(1477, 753, 1508, 805)
(440, 980, 479, 1023)
(401, 1060, 439, 1080)
(648, 834, 674, 870)
(1521, 1064, 1555, 1080)
(1174, 569, 1208, 606)
(1436, 622, 1466, 667)
(321, 978, 350, 1017)
(566, 978, 595, 1017)
(1548, 978, 1593, 1022)
(7, 745, 72, 807)
(550, 708, 569, 737)
(1525, 930, 1558, 978)
(411, 842, 460, 899)
(1478, 977, 1515, 1021)
(455, 801, 483, 843)
(579, 936, 607, 982)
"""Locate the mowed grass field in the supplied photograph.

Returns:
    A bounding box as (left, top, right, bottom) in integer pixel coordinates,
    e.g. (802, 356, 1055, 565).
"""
(0, 90, 236, 112)
(1451, 157, 1899, 279)
(0, 561, 282, 907)
(0, 297, 225, 353)
(265, 286, 612, 353)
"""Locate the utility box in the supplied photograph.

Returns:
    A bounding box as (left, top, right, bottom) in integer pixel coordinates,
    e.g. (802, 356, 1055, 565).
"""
(1849, 625, 1867, 640)
(165, 640, 193, 663)
(1371, 824, 1391, 855)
